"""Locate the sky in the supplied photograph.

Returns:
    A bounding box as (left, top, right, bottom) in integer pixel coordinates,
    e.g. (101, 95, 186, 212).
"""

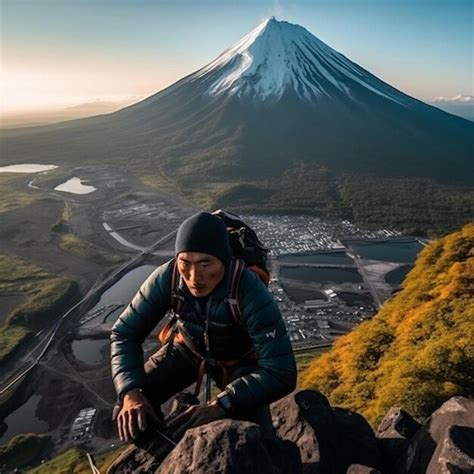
(1, 0, 472, 115)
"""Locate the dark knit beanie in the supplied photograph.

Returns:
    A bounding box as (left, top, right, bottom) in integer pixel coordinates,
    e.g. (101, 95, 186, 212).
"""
(175, 212, 232, 263)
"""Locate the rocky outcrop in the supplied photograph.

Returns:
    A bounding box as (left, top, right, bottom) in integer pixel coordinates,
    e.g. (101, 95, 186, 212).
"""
(108, 391, 474, 474)
(108, 420, 301, 474)
(394, 396, 474, 474)
(271, 391, 382, 473)
(158, 420, 301, 474)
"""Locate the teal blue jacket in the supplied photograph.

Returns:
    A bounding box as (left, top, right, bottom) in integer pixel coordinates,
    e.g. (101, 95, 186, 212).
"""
(110, 259, 297, 410)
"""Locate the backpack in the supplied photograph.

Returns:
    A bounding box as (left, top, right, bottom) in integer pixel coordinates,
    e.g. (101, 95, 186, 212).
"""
(211, 209, 270, 288)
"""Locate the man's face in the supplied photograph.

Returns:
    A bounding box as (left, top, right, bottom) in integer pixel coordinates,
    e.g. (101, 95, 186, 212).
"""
(177, 252, 226, 297)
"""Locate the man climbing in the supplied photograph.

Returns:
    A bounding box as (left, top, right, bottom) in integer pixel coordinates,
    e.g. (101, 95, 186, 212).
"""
(110, 211, 297, 443)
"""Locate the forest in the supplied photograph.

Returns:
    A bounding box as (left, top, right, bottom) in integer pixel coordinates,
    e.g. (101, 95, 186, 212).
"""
(201, 163, 474, 237)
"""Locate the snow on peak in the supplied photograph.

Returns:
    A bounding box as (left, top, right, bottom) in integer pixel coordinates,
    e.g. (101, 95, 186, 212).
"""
(193, 18, 410, 106)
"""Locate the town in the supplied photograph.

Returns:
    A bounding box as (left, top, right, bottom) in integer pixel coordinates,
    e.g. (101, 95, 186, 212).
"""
(244, 214, 420, 350)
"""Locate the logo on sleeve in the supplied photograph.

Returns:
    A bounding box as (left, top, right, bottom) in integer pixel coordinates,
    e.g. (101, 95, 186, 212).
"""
(266, 329, 276, 339)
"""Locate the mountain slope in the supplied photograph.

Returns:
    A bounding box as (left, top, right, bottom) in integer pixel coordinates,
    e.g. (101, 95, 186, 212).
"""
(300, 223, 474, 425)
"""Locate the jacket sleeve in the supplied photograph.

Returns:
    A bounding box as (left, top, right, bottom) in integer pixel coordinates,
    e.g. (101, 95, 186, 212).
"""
(223, 270, 297, 409)
(110, 260, 174, 400)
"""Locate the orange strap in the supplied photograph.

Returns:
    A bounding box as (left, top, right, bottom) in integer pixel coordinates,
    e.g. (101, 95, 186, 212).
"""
(248, 264, 270, 286)
(181, 338, 256, 396)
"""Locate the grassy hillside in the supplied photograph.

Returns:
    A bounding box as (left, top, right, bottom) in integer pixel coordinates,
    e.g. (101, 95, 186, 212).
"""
(0, 253, 76, 364)
(0, 434, 53, 471)
(300, 223, 473, 425)
(0, 174, 44, 214)
(27, 446, 127, 473)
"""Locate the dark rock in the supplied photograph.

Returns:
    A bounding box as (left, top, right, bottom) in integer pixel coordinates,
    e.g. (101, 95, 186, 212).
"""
(108, 419, 301, 474)
(427, 425, 474, 473)
(107, 426, 175, 474)
(396, 396, 474, 474)
(346, 465, 382, 474)
(376, 407, 421, 472)
(333, 407, 383, 471)
(377, 408, 421, 440)
(158, 419, 302, 474)
(272, 390, 340, 473)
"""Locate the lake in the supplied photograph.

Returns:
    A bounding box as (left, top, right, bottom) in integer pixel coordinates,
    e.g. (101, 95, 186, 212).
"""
(82, 265, 157, 326)
(72, 338, 109, 364)
(0, 164, 58, 173)
(385, 265, 413, 285)
(280, 266, 363, 284)
(75, 265, 158, 364)
(54, 177, 96, 194)
(350, 240, 423, 263)
(0, 395, 48, 445)
(278, 252, 353, 265)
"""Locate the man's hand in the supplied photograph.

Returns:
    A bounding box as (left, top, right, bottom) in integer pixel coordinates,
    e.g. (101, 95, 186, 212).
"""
(166, 401, 226, 441)
(117, 388, 161, 443)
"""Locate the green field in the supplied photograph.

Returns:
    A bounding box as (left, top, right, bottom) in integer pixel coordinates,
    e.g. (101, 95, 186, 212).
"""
(0, 174, 43, 214)
(0, 434, 53, 471)
(59, 233, 125, 264)
(27, 446, 127, 473)
(0, 253, 75, 363)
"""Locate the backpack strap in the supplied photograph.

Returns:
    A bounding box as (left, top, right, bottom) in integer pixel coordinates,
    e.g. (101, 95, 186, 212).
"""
(158, 260, 185, 356)
(225, 257, 246, 325)
(170, 259, 185, 315)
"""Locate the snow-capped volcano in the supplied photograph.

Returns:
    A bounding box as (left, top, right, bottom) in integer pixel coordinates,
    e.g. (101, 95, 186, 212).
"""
(2, 18, 473, 186)
(194, 17, 410, 107)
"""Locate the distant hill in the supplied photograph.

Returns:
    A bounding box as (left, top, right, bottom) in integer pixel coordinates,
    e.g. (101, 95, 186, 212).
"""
(300, 223, 474, 425)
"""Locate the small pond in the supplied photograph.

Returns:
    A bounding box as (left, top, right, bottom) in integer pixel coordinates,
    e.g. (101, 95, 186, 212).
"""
(88, 265, 157, 324)
(0, 395, 48, 445)
(54, 177, 96, 194)
(278, 252, 353, 265)
(350, 240, 423, 263)
(280, 266, 363, 284)
(0, 164, 58, 173)
(385, 265, 413, 285)
(280, 284, 327, 304)
(72, 338, 109, 364)
(75, 265, 158, 364)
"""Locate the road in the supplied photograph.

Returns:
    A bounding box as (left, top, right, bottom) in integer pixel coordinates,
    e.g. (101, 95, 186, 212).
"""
(345, 242, 383, 309)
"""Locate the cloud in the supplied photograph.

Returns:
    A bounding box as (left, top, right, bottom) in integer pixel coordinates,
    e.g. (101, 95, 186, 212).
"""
(424, 95, 474, 121)
(65, 96, 143, 111)
(425, 95, 474, 103)
(262, 0, 285, 21)
(271, 0, 285, 19)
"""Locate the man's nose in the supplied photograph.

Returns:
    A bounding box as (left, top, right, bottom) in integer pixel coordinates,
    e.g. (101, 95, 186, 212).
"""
(189, 266, 201, 282)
